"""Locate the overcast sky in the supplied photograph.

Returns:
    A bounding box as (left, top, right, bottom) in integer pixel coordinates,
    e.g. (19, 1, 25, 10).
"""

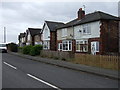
(0, 1, 119, 43)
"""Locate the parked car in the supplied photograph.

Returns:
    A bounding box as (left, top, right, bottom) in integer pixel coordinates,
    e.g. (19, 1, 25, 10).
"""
(0, 43, 7, 53)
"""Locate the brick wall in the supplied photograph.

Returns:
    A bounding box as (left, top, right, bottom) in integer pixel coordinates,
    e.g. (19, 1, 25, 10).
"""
(100, 20, 119, 54)
(88, 38, 100, 54)
(40, 50, 74, 60)
(50, 31, 57, 51)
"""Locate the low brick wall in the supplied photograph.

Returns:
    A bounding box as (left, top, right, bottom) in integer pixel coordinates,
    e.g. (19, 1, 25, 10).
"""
(40, 50, 74, 60)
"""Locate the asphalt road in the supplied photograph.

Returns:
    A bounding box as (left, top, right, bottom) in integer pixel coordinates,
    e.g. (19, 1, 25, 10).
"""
(2, 53, 119, 89)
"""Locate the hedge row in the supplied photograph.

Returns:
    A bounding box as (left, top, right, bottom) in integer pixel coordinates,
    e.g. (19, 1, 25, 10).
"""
(7, 43, 18, 52)
(19, 45, 43, 56)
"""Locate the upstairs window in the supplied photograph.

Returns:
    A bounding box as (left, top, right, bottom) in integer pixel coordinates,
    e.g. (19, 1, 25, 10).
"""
(28, 34, 30, 41)
(62, 28, 67, 37)
(83, 24, 91, 34)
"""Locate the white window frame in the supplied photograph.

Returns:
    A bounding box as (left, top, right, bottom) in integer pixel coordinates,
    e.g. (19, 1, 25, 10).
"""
(58, 43, 62, 51)
(28, 34, 31, 41)
(82, 24, 91, 34)
(91, 41, 99, 55)
(62, 40, 72, 51)
(43, 41, 50, 50)
(76, 40, 88, 52)
(62, 28, 67, 37)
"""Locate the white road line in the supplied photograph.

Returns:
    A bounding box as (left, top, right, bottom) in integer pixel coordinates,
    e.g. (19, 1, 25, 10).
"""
(3, 62, 17, 70)
(27, 74, 61, 90)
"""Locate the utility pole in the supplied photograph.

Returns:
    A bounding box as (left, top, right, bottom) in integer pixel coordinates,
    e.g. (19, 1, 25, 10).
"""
(4, 27, 6, 43)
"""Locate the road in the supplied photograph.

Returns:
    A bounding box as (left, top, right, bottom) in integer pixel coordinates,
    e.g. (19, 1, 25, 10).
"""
(2, 53, 118, 89)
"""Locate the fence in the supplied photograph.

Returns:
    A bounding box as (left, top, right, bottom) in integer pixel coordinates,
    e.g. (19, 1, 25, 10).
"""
(74, 53, 119, 70)
(40, 50, 119, 70)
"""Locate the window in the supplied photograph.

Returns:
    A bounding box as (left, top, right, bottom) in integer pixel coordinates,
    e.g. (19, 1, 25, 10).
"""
(62, 41, 72, 51)
(58, 43, 62, 51)
(76, 40, 88, 52)
(62, 28, 67, 37)
(28, 34, 30, 41)
(96, 42, 99, 52)
(83, 24, 91, 34)
(43, 41, 50, 49)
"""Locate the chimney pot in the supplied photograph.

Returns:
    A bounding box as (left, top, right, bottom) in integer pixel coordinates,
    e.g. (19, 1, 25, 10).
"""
(78, 8, 85, 20)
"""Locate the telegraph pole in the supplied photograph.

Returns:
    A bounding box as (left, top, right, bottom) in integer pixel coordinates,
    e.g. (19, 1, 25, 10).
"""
(4, 27, 6, 43)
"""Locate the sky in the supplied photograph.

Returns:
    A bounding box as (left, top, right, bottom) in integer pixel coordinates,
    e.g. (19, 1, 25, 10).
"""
(0, 0, 120, 44)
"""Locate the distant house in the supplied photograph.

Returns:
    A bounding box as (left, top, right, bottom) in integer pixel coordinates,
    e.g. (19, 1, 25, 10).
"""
(42, 21, 64, 51)
(26, 28, 42, 46)
(18, 32, 26, 47)
(57, 8, 119, 55)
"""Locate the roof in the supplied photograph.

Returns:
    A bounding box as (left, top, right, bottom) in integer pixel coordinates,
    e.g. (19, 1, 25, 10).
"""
(28, 28, 42, 36)
(44, 21, 65, 31)
(74, 11, 119, 26)
(57, 18, 79, 29)
(18, 33, 26, 39)
(57, 11, 119, 29)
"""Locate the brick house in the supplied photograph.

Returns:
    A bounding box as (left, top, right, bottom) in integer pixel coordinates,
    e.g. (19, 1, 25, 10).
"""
(57, 8, 119, 55)
(42, 21, 64, 51)
(26, 28, 42, 46)
(18, 32, 26, 47)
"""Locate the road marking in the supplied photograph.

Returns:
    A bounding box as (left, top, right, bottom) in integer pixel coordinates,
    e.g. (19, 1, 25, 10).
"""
(27, 74, 61, 90)
(3, 62, 17, 70)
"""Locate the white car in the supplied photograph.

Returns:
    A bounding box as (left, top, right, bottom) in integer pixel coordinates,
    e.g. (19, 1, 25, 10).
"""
(0, 43, 7, 53)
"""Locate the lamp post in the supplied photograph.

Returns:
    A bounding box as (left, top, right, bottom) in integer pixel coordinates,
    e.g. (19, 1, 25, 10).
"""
(4, 27, 6, 43)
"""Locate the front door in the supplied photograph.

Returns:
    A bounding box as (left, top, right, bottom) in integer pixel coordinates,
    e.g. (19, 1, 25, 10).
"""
(91, 41, 99, 55)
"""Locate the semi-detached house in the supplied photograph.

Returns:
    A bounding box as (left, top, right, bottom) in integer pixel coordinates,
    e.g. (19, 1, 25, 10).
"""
(18, 32, 26, 47)
(42, 21, 64, 51)
(26, 28, 42, 46)
(57, 8, 119, 55)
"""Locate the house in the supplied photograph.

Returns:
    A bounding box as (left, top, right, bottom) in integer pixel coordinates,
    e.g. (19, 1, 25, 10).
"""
(57, 8, 85, 52)
(18, 32, 26, 47)
(42, 21, 64, 51)
(26, 28, 42, 46)
(57, 8, 119, 55)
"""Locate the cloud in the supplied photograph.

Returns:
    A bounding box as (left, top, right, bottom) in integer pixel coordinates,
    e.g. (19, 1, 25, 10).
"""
(0, 1, 118, 43)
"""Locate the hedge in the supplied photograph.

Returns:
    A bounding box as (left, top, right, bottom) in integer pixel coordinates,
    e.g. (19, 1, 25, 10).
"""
(30, 45, 43, 56)
(22, 45, 43, 56)
(7, 43, 18, 52)
(22, 45, 32, 55)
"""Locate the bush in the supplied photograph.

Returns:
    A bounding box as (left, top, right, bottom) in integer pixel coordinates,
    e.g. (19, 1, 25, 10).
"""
(22, 45, 32, 54)
(18, 47, 23, 53)
(30, 45, 43, 56)
(7, 43, 18, 52)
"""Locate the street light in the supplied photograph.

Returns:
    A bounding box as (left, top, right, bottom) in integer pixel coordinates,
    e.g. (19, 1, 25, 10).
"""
(4, 27, 6, 43)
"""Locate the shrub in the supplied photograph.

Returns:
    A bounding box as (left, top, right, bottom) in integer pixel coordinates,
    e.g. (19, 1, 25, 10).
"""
(18, 47, 23, 53)
(22, 45, 32, 54)
(30, 45, 43, 56)
(7, 43, 18, 52)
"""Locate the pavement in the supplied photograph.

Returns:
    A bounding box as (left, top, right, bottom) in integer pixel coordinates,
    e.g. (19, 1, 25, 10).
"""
(2, 53, 119, 88)
(8, 51, 119, 80)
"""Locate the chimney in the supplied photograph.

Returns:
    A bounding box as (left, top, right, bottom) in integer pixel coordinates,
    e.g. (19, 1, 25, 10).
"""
(77, 8, 85, 20)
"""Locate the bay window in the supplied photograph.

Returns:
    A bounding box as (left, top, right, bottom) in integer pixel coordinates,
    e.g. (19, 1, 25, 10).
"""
(62, 41, 72, 51)
(76, 40, 88, 52)
(43, 41, 50, 50)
